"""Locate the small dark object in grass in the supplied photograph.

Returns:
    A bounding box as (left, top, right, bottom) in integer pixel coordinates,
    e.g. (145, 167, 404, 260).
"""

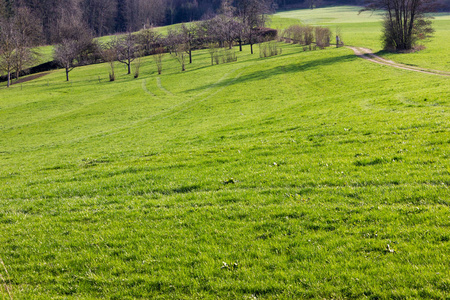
(223, 178, 236, 185)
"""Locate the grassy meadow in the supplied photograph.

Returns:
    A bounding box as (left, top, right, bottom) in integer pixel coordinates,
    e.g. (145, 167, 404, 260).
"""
(273, 6, 450, 71)
(1, 6, 450, 299)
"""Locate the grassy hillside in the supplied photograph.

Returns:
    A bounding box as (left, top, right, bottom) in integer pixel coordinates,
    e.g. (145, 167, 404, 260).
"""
(273, 6, 450, 71)
(1, 7, 449, 299)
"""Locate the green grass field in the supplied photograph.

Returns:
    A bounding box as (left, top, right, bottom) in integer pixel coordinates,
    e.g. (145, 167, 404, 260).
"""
(1, 7, 449, 299)
(273, 6, 450, 71)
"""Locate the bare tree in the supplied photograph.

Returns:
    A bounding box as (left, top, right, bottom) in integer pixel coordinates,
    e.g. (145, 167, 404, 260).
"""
(153, 46, 164, 74)
(169, 38, 187, 71)
(165, 27, 180, 55)
(235, 0, 273, 54)
(11, 7, 42, 80)
(315, 26, 331, 48)
(362, 0, 436, 51)
(136, 28, 161, 56)
(202, 11, 242, 50)
(133, 50, 143, 78)
(54, 18, 94, 81)
(180, 23, 196, 64)
(111, 32, 138, 75)
(102, 43, 117, 81)
(0, 18, 16, 87)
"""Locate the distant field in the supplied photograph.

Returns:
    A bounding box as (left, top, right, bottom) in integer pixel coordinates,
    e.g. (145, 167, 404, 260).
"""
(275, 5, 384, 24)
(273, 6, 450, 71)
(1, 7, 449, 300)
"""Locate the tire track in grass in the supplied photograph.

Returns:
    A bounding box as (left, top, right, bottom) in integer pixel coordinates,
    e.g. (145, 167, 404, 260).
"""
(141, 79, 155, 97)
(348, 46, 450, 77)
(156, 77, 174, 96)
(105, 69, 245, 134)
(18, 59, 267, 152)
(36, 66, 248, 148)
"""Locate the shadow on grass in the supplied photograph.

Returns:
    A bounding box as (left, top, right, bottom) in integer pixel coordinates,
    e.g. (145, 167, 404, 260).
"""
(183, 53, 357, 94)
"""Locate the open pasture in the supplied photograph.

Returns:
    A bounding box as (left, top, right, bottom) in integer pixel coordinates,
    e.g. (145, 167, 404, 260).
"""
(273, 6, 450, 71)
(1, 7, 450, 299)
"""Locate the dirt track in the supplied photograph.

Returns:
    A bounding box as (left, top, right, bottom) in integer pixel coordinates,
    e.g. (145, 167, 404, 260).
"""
(347, 46, 450, 77)
(11, 72, 49, 85)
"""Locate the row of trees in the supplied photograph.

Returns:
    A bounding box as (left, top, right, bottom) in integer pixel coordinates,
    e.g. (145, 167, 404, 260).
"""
(7, 0, 407, 42)
(0, 0, 274, 85)
(51, 0, 276, 81)
(1, 0, 439, 86)
(50, 0, 440, 82)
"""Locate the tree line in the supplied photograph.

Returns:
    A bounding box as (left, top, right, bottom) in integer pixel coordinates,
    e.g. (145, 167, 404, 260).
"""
(58, 0, 279, 81)
(0, 0, 442, 86)
(0, 0, 278, 85)
(3, 0, 413, 42)
(0, 0, 306, 43)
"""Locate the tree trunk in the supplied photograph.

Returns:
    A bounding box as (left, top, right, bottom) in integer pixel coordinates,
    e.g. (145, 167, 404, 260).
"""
(127, 62, 131, 74)
(250, 43, 253, 54)
(189, 49, 192, 64)
(239, 40, 242, 51)
(7, 71, 11, 88)
(66, 68, 70, 81)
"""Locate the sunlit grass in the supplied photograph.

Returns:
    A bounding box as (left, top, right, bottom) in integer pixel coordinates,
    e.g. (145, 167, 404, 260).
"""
(273, 6, 450, 70)
(1, 7, 450, 299)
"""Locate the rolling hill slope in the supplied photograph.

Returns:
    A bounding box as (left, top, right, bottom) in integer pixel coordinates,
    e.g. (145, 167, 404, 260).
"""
(1, 7, 449, 299)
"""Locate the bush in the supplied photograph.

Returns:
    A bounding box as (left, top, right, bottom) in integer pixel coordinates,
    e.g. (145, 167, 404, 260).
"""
(259, 40, 282, 58)
(315, 27, 331, 49)
(282, 25, 314, 45)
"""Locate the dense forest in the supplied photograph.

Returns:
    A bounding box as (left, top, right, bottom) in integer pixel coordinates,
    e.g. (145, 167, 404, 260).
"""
(0, 0, 371, 43)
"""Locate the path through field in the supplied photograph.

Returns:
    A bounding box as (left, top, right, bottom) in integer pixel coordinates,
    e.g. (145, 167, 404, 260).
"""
(348, 46, 450, 77)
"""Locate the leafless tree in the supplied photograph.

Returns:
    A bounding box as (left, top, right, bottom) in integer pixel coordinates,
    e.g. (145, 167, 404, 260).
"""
(235, 0, 273, 54)
(0, 19, 16, 87)
(165, 27, 181, 55)
(133, 50, 143, 78)
(54, 18, 94, 81)
(315, 26, 331, 48)
(11, 7, 42, 80)
(172, 43, 187, 71)
(153, 46, 164, 74)
(136, 28, 161, 56)
(202, 1, 244, 50)
(362, 0, 436, 50)
(180, 23, 196, 64)
(102, 43, 117, 81)
(111, 32, 138, 75)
